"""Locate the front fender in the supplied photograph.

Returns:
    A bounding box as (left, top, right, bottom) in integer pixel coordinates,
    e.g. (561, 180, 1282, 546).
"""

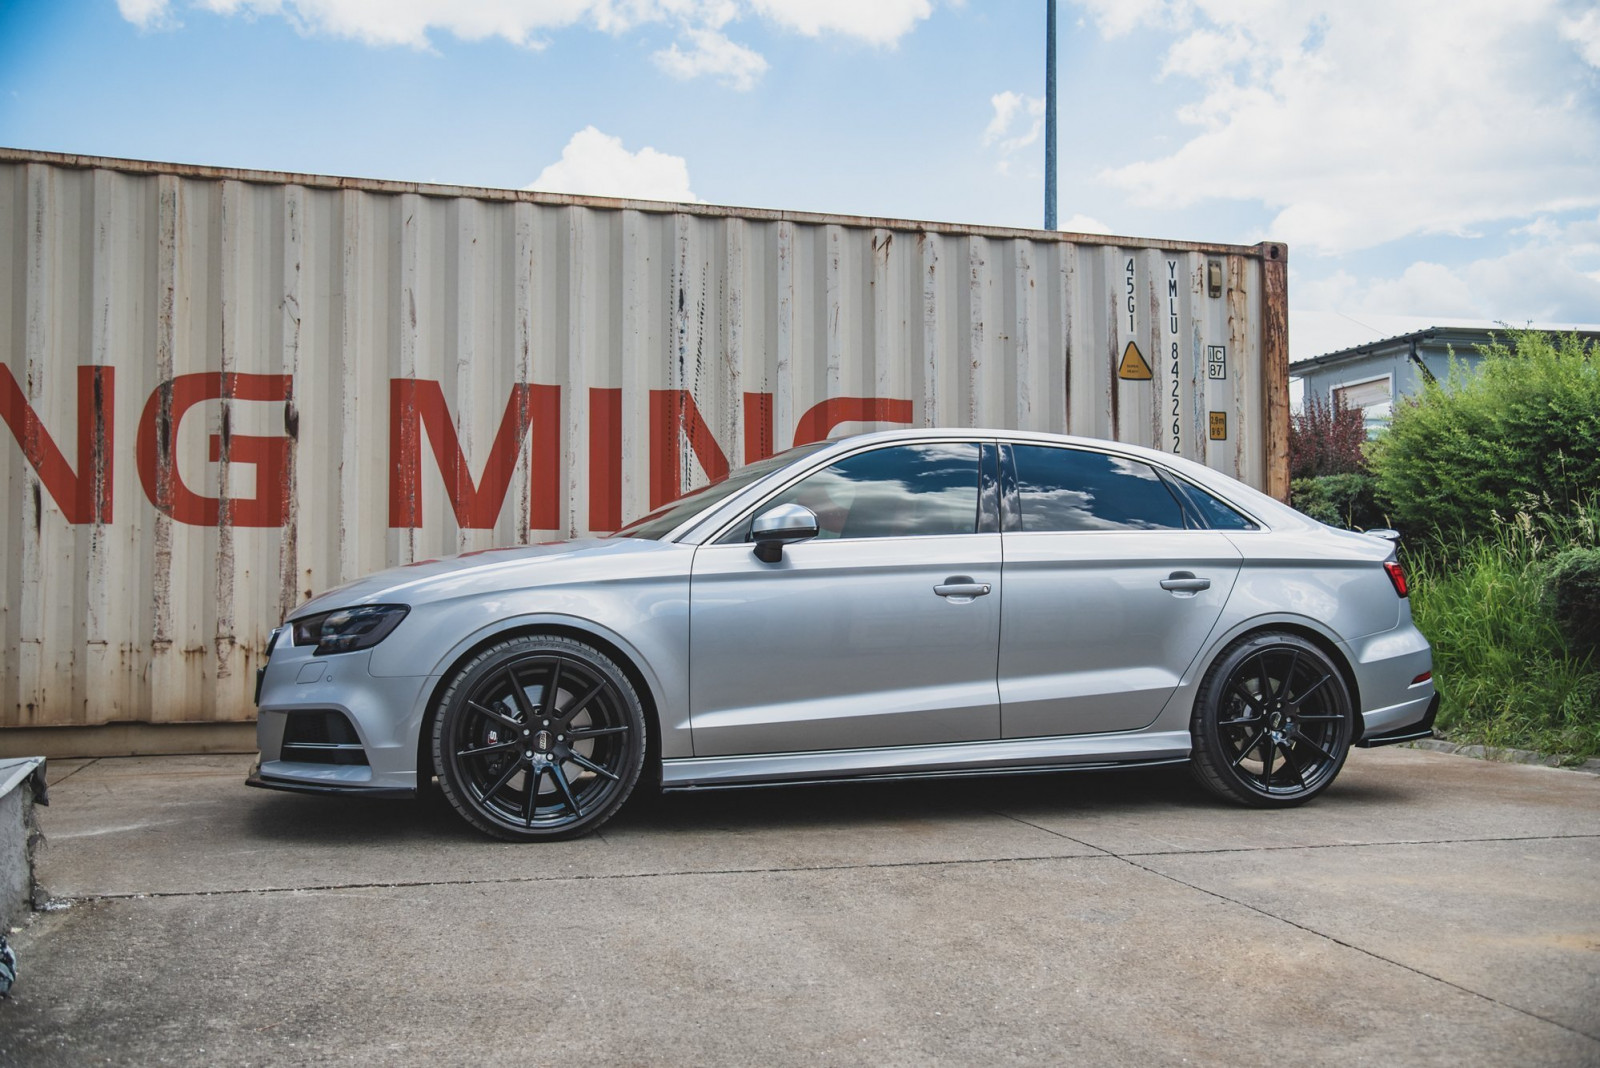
(408, 610, 686, 758)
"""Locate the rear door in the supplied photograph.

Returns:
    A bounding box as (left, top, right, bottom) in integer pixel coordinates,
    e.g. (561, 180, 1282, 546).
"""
(688, 441, 1003, 757)
(997, 443, 1243, 737)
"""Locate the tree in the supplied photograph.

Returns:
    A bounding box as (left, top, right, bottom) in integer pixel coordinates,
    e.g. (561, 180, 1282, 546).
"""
(1290, 393, 1367, 479)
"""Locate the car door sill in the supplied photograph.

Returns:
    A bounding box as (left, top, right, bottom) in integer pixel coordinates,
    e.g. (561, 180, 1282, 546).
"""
(661, 730, 1192, 789)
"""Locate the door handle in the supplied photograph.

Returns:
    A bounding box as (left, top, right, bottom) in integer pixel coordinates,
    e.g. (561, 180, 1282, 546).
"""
(934, 577, 992, 598)
(1160, 571, 1211, 593)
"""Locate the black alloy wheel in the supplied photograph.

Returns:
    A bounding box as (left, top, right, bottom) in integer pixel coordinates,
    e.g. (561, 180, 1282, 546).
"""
(1189, 632, 1354, 807)
(433, 635, 646, 841)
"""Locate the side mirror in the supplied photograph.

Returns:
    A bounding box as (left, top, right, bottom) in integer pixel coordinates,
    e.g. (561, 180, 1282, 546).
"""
(751, 503, 819, 563)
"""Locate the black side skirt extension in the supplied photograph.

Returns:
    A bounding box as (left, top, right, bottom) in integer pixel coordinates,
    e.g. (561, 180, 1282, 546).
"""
(1355, 693, 1440, 748)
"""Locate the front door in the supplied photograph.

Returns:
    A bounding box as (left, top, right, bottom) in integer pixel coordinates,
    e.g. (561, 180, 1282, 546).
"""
(689, 441, 1002, 757)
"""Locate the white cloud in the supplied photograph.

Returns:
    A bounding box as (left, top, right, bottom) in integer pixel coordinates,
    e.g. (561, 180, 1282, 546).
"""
(1059, 213, 1114, 235)
(1293, 213, 1600, 326)
(125, 0, 929, 52)
(746, 0, 931, 46)
(983, 91, 1043, 149)
(1071, 0, 1600, 255)
(1072, 0, 1173, 39)
(1561, 8, 1600, 67)
(654, 27, 768, 90)
(118, 0, 175, 28)
(527, 126, 699, 202)
(148, 0, 623, 48)
(983, 88, 1046, 175)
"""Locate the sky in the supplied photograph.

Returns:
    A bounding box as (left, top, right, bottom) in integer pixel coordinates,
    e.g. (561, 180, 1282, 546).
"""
(2, 0, 1599, 361)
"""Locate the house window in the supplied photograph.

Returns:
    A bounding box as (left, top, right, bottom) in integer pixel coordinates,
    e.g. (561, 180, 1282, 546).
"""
(1333, 376, 1393, 435)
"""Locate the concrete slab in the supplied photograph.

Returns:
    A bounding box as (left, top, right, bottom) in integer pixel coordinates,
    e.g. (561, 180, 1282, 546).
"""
(34, 755, 1098, 899)
(5, 745, 1599, 1065)
(989, 746, 1600, 855)
(1139, 838, 1600, 1041)
(40, 759, 93, 788)
(6, 858, 1596, 1067)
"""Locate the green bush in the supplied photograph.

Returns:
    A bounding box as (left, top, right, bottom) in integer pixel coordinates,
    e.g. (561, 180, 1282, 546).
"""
(1368, 331, 1600, 541)
(1548, 546, 1600, 662)
(1406, 500, 1600, 761)
(1290, 472, 1385, 530)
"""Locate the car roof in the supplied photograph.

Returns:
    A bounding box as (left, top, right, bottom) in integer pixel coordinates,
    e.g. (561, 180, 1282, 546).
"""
(666, 427, 1307, 544)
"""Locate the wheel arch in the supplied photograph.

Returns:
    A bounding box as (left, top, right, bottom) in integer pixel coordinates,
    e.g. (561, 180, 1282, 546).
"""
(415, 619, 666, 785)
(1194, 617, 1362, 721)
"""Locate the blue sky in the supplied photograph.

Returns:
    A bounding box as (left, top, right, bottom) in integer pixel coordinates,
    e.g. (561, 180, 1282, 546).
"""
(3, 0, 1599, 359)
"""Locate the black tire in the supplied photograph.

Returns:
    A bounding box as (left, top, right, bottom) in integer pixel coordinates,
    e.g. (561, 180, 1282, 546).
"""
(1189, 631, 1354, 807)
(432, 635, 646, 841)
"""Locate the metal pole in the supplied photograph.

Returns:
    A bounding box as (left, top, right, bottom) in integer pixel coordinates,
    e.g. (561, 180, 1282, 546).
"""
(1045, 0, 1057, 230)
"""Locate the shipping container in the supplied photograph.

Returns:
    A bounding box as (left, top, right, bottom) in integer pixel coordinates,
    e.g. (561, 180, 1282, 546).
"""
(0, 148, 1289, 742)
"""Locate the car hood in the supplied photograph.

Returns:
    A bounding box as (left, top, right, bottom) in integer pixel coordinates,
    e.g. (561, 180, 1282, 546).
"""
(289, 538, 680, 619)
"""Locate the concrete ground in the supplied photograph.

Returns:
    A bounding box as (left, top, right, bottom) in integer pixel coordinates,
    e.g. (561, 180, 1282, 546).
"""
(2, 747, 1598, 1066)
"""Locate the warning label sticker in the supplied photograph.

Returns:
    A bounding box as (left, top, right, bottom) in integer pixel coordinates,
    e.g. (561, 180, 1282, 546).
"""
(1117, 341, 1153, 381)
(1209, 411, 1228, 440)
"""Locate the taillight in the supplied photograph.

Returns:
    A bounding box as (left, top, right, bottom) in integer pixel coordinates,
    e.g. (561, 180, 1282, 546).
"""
(1384, 561, 1409, 598)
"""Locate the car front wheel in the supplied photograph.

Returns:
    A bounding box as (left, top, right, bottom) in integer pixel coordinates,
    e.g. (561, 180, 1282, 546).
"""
(432, 635, 646, 841)
(1189, 632, 1354, 807)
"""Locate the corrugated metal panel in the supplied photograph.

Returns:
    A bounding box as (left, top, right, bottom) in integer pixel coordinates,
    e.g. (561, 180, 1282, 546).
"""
(0, 151, 1289, 730)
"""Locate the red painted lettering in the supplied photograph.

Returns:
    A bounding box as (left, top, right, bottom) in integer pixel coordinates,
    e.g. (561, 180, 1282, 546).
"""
(388, 380, 560, 530)
(588, 388, 622, 532)
(743, 392, 774, 463)
(649, 390, 731, 509)
(0, 364, 114, 524)
(793, 397, 915, 446)
(136, 372, 291, 527)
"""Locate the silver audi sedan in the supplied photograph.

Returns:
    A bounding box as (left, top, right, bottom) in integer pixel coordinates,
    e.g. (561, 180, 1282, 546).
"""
(248, 429, 1437, 841)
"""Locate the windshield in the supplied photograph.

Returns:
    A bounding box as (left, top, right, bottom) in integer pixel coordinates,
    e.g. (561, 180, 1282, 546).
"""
(612, 442, 830, 540)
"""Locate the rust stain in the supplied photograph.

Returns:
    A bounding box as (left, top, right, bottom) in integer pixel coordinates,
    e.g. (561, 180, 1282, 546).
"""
(215, 390, 235, 681)
(277, 393, 300, 623)
(1228, 255, 1250, 479)
(1108, 289, 1120, 440)
(91, 365, 110, 521)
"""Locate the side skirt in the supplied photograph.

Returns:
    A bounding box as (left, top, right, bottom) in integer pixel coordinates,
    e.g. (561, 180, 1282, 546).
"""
(661, 730, 1193, 790)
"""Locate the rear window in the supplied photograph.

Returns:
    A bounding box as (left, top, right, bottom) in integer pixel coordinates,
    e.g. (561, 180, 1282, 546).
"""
(1011, 445, 1186, 532)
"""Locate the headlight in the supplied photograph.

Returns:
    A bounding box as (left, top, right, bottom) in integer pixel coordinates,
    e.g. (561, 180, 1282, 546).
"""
(291, 604, 410, 656)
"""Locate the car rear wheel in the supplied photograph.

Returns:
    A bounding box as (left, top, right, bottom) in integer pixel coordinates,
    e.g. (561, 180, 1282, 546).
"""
(433, 635, 646, 841)
(1190, 632, 1354, 807)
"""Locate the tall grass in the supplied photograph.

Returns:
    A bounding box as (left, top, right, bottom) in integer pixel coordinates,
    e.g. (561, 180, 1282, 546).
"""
(1406, 497, 1600, 761)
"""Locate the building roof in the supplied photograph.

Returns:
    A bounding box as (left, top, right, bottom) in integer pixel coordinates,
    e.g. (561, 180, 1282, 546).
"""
(1289, 319, 1600, 372)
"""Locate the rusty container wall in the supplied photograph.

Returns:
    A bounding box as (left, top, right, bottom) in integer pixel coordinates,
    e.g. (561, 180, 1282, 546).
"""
(0, 150, 1289, 732)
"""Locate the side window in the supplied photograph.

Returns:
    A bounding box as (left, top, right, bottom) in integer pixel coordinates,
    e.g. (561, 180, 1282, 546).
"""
(1171, 479, 1258, 530)
(1010, 445, 1185, 532)
(747, 442, 982, 540)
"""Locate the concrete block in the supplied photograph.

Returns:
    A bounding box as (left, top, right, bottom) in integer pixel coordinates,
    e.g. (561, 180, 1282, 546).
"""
(0, 757, 47, 931)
